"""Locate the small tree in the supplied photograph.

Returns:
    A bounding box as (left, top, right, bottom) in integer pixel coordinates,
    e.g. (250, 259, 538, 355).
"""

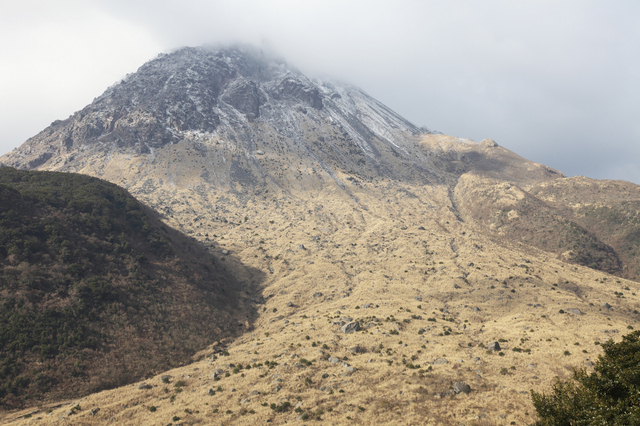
(531, 330, 640, 425)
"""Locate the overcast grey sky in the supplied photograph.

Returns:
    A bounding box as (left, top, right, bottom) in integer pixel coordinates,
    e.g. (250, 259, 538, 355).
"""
(1, 0, 639, 183)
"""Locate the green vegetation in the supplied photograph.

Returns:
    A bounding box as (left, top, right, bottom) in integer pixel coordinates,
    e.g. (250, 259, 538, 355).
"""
(0, 168, 242, 408)
(270, 401, 291, 413)
(531, 331, 640, 425)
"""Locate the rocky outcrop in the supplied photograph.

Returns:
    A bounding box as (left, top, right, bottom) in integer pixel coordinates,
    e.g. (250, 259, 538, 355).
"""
(0, 45, 429, 190)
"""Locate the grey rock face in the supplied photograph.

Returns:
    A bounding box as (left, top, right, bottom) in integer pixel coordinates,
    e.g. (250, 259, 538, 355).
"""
(221, 79, 265, 118)
(433, 358, 448, 365)
(1, 44, 431, 200)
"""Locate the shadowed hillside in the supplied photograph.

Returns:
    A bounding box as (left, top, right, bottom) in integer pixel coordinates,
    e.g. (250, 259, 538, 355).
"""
(0, 167, 263, 408)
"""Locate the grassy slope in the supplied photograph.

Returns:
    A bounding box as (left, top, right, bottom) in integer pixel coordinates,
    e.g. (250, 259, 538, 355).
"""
(4, 181, 640, 425)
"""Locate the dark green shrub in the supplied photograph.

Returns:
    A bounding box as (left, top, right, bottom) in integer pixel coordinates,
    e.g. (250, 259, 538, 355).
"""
(270, 401, 291, 413)
(531, 331, 640, 425)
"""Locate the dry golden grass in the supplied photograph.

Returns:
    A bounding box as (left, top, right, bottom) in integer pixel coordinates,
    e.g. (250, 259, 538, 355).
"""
(3, 176, 639, 426)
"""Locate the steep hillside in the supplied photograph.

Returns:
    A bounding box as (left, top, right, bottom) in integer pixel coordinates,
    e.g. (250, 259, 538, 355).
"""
(0, 167, 259, 408)
(530, 178, 640, 280)
(2, 45, 640, 424)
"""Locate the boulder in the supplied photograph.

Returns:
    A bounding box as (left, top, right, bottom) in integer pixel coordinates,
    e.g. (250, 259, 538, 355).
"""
(453, 382, 471, 394)
(342, 366, 357, 376)
(341, 321, 361, 334)
(487, 341, 501, 351)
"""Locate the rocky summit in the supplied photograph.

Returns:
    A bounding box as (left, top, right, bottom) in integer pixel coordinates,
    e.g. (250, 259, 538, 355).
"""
(2, 45, 640, 425)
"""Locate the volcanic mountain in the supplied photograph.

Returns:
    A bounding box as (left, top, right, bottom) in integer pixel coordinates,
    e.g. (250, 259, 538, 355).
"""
(2, 45, 640, 424)
(3, 45, 638, 280)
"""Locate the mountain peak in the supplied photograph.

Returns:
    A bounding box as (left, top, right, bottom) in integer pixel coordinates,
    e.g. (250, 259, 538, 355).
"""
(0, 44, 432, 190)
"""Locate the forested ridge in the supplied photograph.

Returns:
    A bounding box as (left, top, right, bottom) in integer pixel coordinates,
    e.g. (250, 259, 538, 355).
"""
(0, 168, 249, 408)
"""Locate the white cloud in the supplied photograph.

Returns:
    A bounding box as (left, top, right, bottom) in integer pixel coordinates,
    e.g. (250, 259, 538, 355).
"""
(0, 0, 161, 151)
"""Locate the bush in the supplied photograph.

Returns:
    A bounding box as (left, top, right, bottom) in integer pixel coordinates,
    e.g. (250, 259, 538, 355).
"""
(270, 401, 291, 413)
(531, 330, 640, 425)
